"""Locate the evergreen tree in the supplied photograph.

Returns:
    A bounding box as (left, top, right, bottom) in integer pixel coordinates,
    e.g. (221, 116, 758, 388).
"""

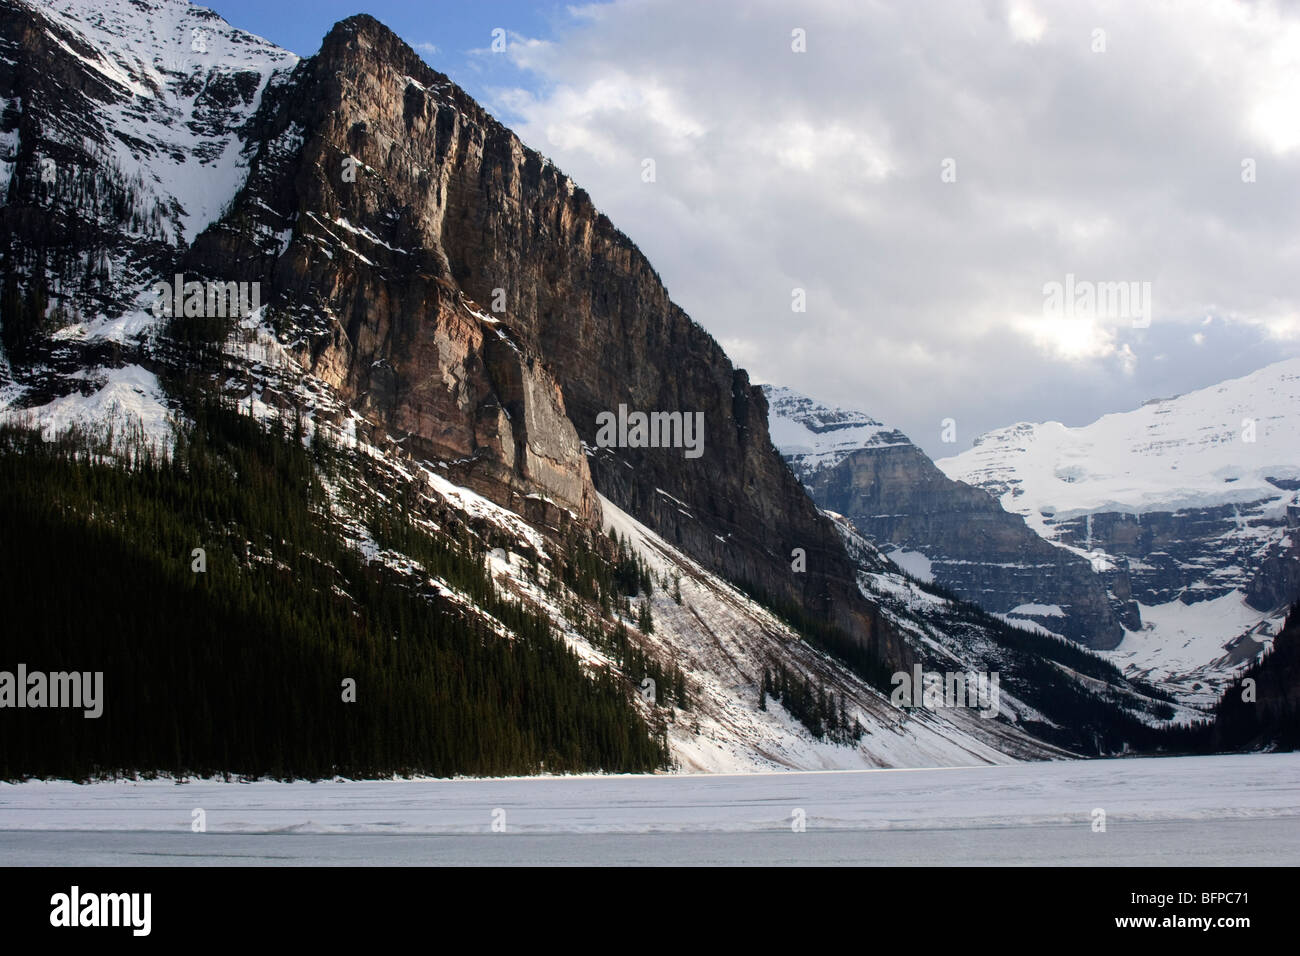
(0, 402, 674, 781)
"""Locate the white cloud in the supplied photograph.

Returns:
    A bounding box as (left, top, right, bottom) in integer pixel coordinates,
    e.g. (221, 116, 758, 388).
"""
(1117, 342, 1138, 375)
(1007, 0, 1048, 44)
(1020, 312, 1120, 363)
(486, 0, 1300, 453)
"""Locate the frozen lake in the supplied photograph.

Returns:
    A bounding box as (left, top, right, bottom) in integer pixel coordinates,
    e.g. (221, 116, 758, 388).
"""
(3, 754, 1298, 865)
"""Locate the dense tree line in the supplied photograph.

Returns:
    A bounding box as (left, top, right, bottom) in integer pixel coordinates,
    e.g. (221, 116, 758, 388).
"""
(0, 272, 45, 356)
(0, 397, 670, 781)
(543, 527, 689, 710)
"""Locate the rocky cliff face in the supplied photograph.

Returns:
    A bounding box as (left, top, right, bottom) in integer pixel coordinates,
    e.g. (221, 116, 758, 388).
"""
(1050, 498, 1299, 611)
(179, 14, 904, 664)
(0, 3, 905, 670)
(763, 386, 1127, 648)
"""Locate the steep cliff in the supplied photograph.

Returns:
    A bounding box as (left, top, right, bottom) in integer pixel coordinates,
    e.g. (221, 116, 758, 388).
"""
(176, 14, 905, 668)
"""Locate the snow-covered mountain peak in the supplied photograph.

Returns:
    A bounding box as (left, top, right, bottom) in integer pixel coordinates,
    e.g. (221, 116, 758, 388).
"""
(942, 356, 1300, 522)
(19, 0, 299, 247)
(39, 0, 296, 81)
(937, 358, 1300, 700)
(761, 384, 910, 470)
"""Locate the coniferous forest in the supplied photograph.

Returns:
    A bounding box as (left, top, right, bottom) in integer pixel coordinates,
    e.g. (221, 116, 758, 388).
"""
(0, 394, 671, 781)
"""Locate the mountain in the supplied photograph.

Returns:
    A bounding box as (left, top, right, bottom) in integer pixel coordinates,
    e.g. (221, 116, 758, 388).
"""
(4, 0, 910, 667)
(763, 385, 1127, 647)
(0, 0, 1206, 777)
(0, 0, 296, 346)
(939, 359, 1300, 703)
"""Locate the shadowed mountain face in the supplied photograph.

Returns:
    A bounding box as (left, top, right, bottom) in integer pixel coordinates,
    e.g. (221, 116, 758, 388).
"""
(188, 13, 909, 663)
(0, 4, 907, 670)
(762, 386, 1126, 648)
(1212, 602, 1300, 751)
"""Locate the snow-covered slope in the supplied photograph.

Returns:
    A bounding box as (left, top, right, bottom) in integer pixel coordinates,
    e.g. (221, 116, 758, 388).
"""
(939, 358, 1300, 529)
(939, 358, 1300, 702)
(33, 0, 298, 245)
(0, 0, 300, 435)
(0, 363, 173, 446)
(598, 494, 1057, 770)
(0, 0, 299, 377)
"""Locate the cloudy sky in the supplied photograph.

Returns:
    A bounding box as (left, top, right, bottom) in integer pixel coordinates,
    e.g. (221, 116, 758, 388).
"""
(213, 0, 1300, 455)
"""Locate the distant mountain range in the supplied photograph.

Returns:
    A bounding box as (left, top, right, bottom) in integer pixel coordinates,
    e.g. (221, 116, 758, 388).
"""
(765, 360, 1300, 705)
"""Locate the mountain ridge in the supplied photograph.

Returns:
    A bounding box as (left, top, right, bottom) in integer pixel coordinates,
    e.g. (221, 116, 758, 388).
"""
(762, 382, 1130, 647)
(763, 358, 1299, 706)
